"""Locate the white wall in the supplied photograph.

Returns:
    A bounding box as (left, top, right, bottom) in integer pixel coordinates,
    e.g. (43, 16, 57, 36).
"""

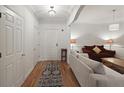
(70, 23, 105, 45)
(70, 22, 124, 59)
(5, 5, 40, 79)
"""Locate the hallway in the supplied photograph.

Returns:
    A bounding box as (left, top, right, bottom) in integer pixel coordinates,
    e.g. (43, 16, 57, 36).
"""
(0, 5, 74, 87)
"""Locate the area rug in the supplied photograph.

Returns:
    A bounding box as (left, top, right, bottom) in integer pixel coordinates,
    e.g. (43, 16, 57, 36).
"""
(36, 63, 63, 87)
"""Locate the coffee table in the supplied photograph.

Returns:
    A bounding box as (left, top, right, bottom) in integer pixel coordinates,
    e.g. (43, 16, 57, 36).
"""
(101, 57, 124, 74)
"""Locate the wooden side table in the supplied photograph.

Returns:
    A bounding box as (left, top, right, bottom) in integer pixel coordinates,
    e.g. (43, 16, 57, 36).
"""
(61, 48, 67, 62)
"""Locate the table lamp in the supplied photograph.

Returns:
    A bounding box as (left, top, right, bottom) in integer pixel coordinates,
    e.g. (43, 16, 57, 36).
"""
(105, 39, 113, 50)
(70, 39, 76, 49)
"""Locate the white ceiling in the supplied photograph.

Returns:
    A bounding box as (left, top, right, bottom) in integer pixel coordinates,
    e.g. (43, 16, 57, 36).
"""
(76, 5, 124, 24)
(27, 5, 75, 24)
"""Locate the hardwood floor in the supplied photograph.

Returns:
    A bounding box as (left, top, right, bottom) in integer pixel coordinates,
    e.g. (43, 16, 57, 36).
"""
(22, 61, 80, 87)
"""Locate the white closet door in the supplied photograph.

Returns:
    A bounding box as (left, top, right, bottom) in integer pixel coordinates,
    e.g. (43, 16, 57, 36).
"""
(33, 25, 40, 66)
(0, 11, 5, 86)
(14, 16, 24, 86)
(45, 29, 58, 61)
(0, 6, 24, 87)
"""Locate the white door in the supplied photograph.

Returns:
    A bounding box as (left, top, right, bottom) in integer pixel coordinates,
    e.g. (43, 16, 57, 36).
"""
(33, 25, 40, 65)
(0, 6, 24, 87)
(45, 29, 58, 61)
(14, 14, 24, 86)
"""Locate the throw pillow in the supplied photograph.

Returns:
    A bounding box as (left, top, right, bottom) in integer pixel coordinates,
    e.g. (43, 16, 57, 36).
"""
(84, 59, 105, 74)
(96, 45, 105, 51)
(93, 63, 105, 74)
(78, 56, 105, 74)
(93, 46, 102, 54)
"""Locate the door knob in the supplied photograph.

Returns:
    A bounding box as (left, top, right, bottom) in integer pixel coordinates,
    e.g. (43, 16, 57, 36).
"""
(56, 43, 58, 47)
(0, 12, 1, 18)
(22, 54, 26, 56)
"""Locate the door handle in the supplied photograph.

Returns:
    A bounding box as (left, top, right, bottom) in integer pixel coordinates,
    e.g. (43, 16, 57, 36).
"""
(0, 52, 2, 58)
(0, 12, 1, 18)
(22, 54, 26, 56)
(56, 43, 58, 47)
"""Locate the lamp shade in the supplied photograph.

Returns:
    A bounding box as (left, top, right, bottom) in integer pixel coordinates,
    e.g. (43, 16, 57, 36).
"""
(105, 39, 113, 44)
(70, 39, 76, 44)
(109, 24, 119, 31)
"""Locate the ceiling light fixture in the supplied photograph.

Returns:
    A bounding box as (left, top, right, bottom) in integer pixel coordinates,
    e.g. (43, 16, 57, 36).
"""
(48, 6, 56, 16)
(109, 9, 119, 31)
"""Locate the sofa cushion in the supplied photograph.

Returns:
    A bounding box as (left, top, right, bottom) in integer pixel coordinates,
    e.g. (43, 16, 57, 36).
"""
(97, 53, 113, 57)
(96, 45, 105, 51)
(93, 46, 102, 54)
(90, 74, 124, 87)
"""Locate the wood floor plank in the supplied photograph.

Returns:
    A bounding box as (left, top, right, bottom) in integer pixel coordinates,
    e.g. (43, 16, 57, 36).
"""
(21, 61, 80, 87)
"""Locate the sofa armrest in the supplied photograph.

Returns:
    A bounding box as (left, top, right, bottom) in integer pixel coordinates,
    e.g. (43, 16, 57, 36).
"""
(104, 49, 116, 56)
(89, 74, 124, 87)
